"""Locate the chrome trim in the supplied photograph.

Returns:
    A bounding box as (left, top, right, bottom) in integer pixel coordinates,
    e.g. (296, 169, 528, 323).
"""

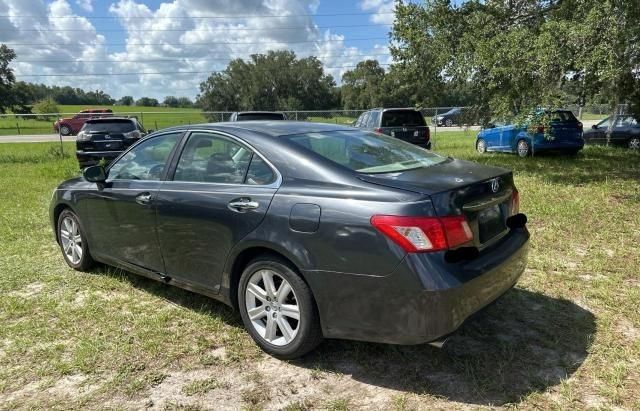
(462, 188, 513, 212)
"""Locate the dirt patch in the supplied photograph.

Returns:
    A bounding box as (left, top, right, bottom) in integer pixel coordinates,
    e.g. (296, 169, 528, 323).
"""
(8, 282, 44, 298)
(3, 374, 98, 405)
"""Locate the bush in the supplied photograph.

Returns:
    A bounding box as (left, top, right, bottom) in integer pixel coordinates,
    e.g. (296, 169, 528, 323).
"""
(33, 99, 59, 121)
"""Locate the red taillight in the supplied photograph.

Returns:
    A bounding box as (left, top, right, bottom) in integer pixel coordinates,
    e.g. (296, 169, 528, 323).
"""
(511, 189, 520, 216)
(537, 125, 545, 133)
(577, 122, 583, 131)
(371, 215, 473, 253)
(374, 127, 382, 133)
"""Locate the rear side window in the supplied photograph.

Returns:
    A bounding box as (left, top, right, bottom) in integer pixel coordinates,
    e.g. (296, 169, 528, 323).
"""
(550, 111, 577, 122)
(82, 121, 136, 133)
(246, 156, 276, 185)
(381, 110, 426, 127)
(236, 113, 285, 121)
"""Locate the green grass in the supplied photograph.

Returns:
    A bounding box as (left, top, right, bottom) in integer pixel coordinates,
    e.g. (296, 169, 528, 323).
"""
(0, 134, 638, 409)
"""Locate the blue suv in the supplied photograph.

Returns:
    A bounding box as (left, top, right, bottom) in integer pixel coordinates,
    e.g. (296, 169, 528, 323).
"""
(476, 110, 584, 157)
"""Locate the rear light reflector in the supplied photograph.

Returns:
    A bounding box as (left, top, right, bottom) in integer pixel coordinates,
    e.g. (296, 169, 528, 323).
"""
(511, 189, 520, 215)
(577, 122, 583, 131)
(371, 215, 473, 253)
(374, 127, 382, 133)
(537, 125, 545, 133)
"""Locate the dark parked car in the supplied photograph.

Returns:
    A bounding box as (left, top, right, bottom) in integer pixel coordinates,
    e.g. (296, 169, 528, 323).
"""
(476, 110, 584, 157)
(230, 111, 287, 121)
(583, 115, 640, 150)
(432, 107, 463, 127)
(354, 108, 431, 149)
(54, 108, 114, 136)
(51, 121, 529, 359)
(75, 117, 147, 168)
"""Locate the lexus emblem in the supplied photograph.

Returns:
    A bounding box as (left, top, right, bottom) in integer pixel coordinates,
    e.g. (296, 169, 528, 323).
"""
(490, 178, 500, 193)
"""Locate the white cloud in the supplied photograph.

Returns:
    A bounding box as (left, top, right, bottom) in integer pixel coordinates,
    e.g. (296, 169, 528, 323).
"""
(360, 0, 395, 24)
(0, 0, 392, 100)
(76, 0, 93, 12)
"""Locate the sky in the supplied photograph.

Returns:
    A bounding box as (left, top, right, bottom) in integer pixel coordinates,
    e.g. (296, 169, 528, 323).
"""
(0, 0, 398, 100)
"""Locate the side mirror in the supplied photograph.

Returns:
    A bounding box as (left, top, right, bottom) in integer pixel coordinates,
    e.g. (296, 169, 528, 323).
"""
(591, 124, 597, 129)
(83, 165, 107, 183)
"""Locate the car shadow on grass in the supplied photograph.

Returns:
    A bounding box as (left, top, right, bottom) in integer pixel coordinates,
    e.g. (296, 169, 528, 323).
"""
(294, 288, 596, 406)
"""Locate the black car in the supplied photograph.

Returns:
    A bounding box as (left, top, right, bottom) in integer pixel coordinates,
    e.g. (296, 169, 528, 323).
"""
(75, 117, 147, 168)
(432, 107, 463, 127)
(229, 111, 287, 121)
(354, 108, 431, 149)
(583, 115, 640, 150)
(51, 121, 529, 359)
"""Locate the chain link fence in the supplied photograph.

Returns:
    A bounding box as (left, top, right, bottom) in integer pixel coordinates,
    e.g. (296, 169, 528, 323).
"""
(0, 105, 624, 138)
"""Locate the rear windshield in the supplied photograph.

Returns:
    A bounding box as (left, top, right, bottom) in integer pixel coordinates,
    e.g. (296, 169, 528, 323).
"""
(82, 120, 136, 133)
(236, 113, 285, 121)
(381, 110, 426, 127)
(284, 130, 446, 174)
(550, 111, 577, 122)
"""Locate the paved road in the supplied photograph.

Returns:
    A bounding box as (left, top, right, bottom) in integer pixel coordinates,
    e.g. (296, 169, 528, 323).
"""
(0, 120, 600, 143)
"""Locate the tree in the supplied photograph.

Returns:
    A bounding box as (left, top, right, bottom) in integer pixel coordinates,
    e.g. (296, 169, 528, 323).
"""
(10, 82, 34, 114)
(341, 60, 386, 110)
(163, 96, 179, 107)
(176, 96, 193, 108)
(391, 0, 640, 123)
(0, 44, 16, 113)
(33, 98, 59, 121)
(198, 50, 337, 117)
(118, 96, 134, 106)
(136, 97, 159, 107)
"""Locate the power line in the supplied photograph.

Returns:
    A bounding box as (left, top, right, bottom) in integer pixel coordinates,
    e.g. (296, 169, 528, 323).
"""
(15, 63, 393, 77)
(0, 12, 395, 19)
(0, 23, 392, 33)
(14, 53, 393, 64)
(3, 37, 387, 47)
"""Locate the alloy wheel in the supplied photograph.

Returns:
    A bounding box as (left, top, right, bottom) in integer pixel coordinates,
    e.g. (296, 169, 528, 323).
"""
(476, 139, 486, 153)
(629, 138, 640, 150)
(60, 125, 71, 136)
(60, 216, 83, 265)
(445, 119, 453, 127)
(517, 140, 530, 157)
(245, 269, 300, 346)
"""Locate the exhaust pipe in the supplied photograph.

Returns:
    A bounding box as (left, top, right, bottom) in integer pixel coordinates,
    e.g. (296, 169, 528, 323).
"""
(428, 336, 450, 348)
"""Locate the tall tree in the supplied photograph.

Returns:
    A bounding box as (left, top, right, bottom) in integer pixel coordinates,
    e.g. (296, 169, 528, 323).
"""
(0, 44, 16, 113)
(198, 50, 337, 116)
(341, 60, 386, 110)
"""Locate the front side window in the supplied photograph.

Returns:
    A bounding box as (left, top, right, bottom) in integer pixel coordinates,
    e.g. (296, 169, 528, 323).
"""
(174, 133, 252, 184)
(286, 130, 447, 174)
(108, 133, 181, 180)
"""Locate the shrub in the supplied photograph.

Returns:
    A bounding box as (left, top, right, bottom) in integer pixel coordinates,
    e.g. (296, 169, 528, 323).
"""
(33, 98, 59, 121)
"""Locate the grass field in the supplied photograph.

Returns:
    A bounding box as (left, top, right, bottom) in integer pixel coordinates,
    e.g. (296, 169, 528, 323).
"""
(0, 133, 638, 409)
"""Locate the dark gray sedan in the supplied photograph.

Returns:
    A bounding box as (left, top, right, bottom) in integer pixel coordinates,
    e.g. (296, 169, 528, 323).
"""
(50, 121, 529, 359)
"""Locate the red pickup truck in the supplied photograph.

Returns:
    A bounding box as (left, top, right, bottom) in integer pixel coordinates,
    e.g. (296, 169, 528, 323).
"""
(53, 108, 113, 136)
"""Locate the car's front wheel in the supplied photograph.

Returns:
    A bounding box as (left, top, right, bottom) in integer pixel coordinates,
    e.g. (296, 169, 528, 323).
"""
(57, 209, 94, 271)
(628, 137, 640, 150)
(238, 256, 323, 359)
(59, 124, 72, 136)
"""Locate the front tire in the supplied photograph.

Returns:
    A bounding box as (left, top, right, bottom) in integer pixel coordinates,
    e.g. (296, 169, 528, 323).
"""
(476, 138, 487, 153)
(629, 137, 640, 150)
(57, 209, 94, 271)
(59, 124, 72, 136)
(517, 139, 531, 157)
(238, 256, 323, 359)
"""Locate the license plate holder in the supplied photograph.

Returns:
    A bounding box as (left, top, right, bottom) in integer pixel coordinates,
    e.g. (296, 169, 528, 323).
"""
(478, 204, 506, 243)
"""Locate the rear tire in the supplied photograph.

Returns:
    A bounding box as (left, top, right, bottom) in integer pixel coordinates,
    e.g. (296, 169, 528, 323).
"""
(238, 255, 323, 359)
(629, 137, 640, 150)
(57, 209, 95, 271)
(476, 138, 487, 154)
(445, 119, 453, 127)
(59, 124, 72, 136)
(516, 139, 531, 157)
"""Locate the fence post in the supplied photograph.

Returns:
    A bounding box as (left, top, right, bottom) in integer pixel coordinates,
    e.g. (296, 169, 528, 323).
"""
(15, 122, 20, 135)
(295, 111, 298, 121)
(140, 112, 144, 127)
(155, 120, 158, 131)
(58, 115, 64, 157)
(433, 108, 437, 150)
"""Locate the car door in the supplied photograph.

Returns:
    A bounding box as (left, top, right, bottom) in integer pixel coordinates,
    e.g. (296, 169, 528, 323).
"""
(610, 115, 634, 145)
(154, 131, 279, 290)
(82, 131, 183, 272)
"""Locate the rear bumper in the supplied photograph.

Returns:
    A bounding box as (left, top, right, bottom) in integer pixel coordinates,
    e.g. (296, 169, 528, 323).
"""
(533, 139, 584, 152)
(304, 227, 529, 345)
(76, 150, 122, 168)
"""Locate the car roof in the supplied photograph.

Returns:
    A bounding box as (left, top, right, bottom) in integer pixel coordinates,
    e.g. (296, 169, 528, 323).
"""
(158, 121, 353, 137)
(369, 108, 422, 112)
(84, 117, 136, 123)
(235, 111, 285, 115)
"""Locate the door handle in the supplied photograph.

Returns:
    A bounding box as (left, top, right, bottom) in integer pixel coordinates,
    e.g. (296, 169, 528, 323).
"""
(228, 198, 259, 212)
(135, 192, 152, 205)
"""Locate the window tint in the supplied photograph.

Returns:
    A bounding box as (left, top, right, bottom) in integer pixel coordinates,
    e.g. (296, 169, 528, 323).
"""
(550, 111, 577, 122)
(236, 113, 286, 121)
(108, 133, 180, 180)
(82, 120, 136, 133)
(286, 130, 446, 174)
(246, 155, 276, 185)
(367, 111, 380, 128)
(174, 133, 251, 184)
(381, 110, 426, 127)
